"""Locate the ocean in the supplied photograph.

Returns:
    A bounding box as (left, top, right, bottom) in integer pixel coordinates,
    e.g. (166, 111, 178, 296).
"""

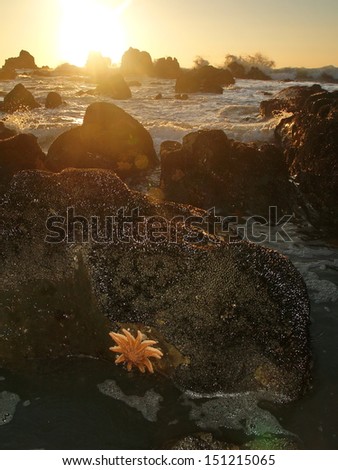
(0, 74, 337, 449)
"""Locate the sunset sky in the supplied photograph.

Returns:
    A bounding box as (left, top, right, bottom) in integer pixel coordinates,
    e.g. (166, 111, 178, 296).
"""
(1, 0, 337, 69)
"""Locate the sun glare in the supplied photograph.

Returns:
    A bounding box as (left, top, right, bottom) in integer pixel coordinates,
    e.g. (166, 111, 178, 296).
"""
(58, 0, 129, 66)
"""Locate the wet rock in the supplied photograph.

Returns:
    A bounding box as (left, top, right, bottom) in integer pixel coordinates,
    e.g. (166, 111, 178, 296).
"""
(3, 50, 37, 70)
(45, 92, 63, 109)
(95, 73, 131, 99)
(260, 84, 323, 117)
(0, 134, 45, 190)
(0, 122, 17, 140)
(0, 65, 16, 81)
(175, 66, 235, 94)
(246, 66, 271, 80)
(121, 47, 154, 76)
(0, 168, 310, 399)
(2, 83, 40, 113)
(275, 88, 338, 231)
(227, 61, 246, 79)
(46, 102, 158, 178)
(154, 57, 180, 79)
(160, 129, 298, 218)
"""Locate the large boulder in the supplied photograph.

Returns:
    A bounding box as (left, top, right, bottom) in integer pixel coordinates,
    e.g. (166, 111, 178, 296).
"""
(4, 50, 37, 69)
(175, 66, 235, 94)
(45, 92, 63, 109)
(0, 168, 310, 399)
(0, 122, 17, 140)
(46, 102, 158, 177)
(275, 88, 338, 231)
(246, 66, 271, 80)
(2, 83, 40, 113)
(0, 133, 45, 190)
(153, 57, 180, 79)
(121, 48, 154, 76)
(160, 130, 298, 218)
(260, 84, 323, 118)
(95, 74, 131, 99)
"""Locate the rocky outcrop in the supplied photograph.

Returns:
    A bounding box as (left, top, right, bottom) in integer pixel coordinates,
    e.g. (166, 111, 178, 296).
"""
(154, 57, 180, 79)
(121, 48, 154, 76)
(260, 84, 323, 117)
(95, 74, 131, 99)
(0, 65, 16, 80)
(160, 130, 297, 218)
(0, 134, 45, 190)
(0, 122, 17, 140)
(227, 61, 246, 79)
(46, 102, 158, 177)
(1, 83, 40, 113)
(45, 92, 63, 109)
(246, 66, 271, 80)
(275, 88, 338, 231)
(175, 66, 235, 94)
(0, 168, 310, 399)
(53, 63, 82, 76)
(4, 50, 37, 69)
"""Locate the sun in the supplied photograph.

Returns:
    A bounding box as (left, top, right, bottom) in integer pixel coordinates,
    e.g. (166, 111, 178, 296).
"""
(58, 0, 129, 66)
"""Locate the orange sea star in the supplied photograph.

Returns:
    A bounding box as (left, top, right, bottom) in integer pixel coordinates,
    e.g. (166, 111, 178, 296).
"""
(109, 328, 163, 373)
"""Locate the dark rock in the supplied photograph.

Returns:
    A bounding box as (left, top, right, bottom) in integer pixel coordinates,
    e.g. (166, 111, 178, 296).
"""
(0, 134, 45, 189)
(121, 47, 154, 76)
(275, 89, 338, 231)
(154, 57, 180, 79)
(0, 168, 310, 399)
(160, 129, 298, 218)
(155, 93, 163, 100)
(2, 83, 40, 113)
(0, 122, 17, 140)
(0, 65, 16, 80)
(260, 84, 323, 117)
(45, 92, 63, 109)
(175, 66, 234, 94)
(53, 63, 82, 76)
(4, 50, 37, 69)
(227, 61, 246, 78)
(46, 102, 158, 177)
(95, 74, 131, 99)
(246, 66, 271, 80)
(319, 72, 338, 84)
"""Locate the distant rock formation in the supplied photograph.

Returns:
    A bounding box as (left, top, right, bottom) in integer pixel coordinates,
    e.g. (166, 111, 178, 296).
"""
(4, 50, 37, 69)
(1, 83, 40, 113)
(46, 102, 158, 178)
(153, 57, 180, 79)
(246, 66, 271, 80)
(85, 51, 111, 78)
(95, 74, 131, 99)
(45, 92, 63, 109)
(227, 61, 271, 80)
(175, 65, 235, 94)
(0, 65, 16, 80)
(121, 47, 154, 76)
(53, 63, 83, 76)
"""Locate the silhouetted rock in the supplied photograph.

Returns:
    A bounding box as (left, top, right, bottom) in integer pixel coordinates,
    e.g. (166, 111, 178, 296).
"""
(0, 134, 45, 190)
(0, 122, 17, 140)
(45, 92, 63, 109)
(4, 50, 37, 69)
(0, 65, 16, 80)
(121, 47, 154, 76)
(319, 72, 338, 84)
(2, 83, 40, 113)
(154, 57, 180, 79)
(260, 84, 323, 117)
(160, 129, 297, 218)
(95, 73, 131, 99)
(0, 168, 310, 399)
(46, 102, 158, 178)
(53, 63, 82, 76)
(275, 89, 338, 231)
(246, 66, 271, 80)
(227, 61, 246, 78)
(175, 66, 234, 94)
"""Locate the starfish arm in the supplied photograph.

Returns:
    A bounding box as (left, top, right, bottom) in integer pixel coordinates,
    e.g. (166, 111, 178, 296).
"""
(127, 361, 133, 372)
(144, 358, 154, 373)
(115, 354, 126, 364)
(110, 346, 123, 353)
(110, 332, 130, 347)
(138, 363, 146, 373)
(145, 347, 163, 358)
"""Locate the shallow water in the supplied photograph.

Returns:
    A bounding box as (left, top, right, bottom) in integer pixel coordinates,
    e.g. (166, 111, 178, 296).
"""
(0, 76, 337, 449)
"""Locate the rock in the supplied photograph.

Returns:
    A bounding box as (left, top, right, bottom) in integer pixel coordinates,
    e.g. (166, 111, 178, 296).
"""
(0, 65, 16, 80)
(0, 134, 45, 190)
(175, 65, 235, 94)
(167, 433, 234, 450)
(155, 93, 163, 100)
(121, 47, 154, 76)
(246, 66, 271, 80)
(160, 130, 298, 218)
(275, 88, 338, 231)
(45, 92, 63, 109)
(53, 63, 82, 76)
(46, 102, 158, 177)
(153, 57, 180, 79)
(95, 74, 131, 99)
(2, 83, 40, 113)
(0, 122, 17, 140)
(260, 84, 323, 117)
(85, 51, 111, 78)
(4, 50, 37, 69)
(175, 94, 188, 100)
(0, 168, 310, 399)
(227, 61, 246, 79)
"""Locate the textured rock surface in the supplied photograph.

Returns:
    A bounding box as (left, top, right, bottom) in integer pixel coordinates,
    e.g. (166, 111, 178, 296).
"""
(175, 66, 235, 94)
(2, 83, 40, 113)
(46, 102, 158, 177)
(0, 169, 310, 399)
(3, 50, 37, 70)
